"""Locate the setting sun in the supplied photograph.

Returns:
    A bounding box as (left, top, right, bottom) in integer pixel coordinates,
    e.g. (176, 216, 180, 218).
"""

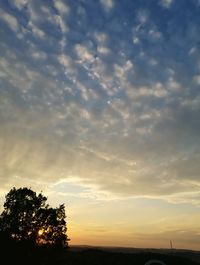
(38, 229, 44, 236)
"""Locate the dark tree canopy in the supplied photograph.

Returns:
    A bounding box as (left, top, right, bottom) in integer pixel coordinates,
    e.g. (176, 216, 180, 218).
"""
(0, 187, 69, 247)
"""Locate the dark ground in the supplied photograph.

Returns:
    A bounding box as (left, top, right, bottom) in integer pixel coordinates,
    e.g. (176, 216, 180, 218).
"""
(2, 243, 200, 265)
(70, 245, 200, 263)
(0, 237, 200, 265)
(65, 246, 200, 265)
(54, 248, 200, 265)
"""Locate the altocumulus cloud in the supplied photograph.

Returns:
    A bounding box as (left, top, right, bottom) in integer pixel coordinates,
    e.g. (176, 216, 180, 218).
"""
(0, 0, 200, 203)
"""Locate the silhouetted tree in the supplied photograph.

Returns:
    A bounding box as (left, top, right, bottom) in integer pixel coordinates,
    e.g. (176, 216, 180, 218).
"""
(0, 187, 69, 247)
(36, 204, 68, 246)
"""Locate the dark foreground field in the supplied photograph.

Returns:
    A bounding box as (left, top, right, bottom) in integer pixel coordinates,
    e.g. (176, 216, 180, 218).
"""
(1, 244, 200, 265)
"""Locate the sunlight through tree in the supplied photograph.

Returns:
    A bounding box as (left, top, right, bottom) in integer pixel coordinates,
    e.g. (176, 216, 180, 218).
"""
(0, 187, 69, 247)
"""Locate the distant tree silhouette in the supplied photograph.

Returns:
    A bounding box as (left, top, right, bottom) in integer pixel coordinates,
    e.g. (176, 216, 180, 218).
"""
(0, 187, 69, 247)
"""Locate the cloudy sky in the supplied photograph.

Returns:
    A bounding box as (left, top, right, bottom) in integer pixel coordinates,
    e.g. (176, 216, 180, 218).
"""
(1, 0, 200, 250)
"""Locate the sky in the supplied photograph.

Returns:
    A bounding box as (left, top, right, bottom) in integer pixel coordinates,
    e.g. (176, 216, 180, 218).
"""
(1, 0, 200, 250)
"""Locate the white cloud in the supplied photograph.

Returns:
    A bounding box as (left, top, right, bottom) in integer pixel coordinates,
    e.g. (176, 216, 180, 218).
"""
(75, 44, 94, 63)
(133, 36, 140, 44)
(31, 51, 47, 60)
(100, 0, 114, 12)
(127, 83, 167, 100)
(167, 191, 200, 205)
(54, 1, 69, 35)
(167, 78, 181, 92)
(137, 9, 149, 24)
(58, 54, 76, 77)
(94, 32, 108, 44)
(114, 60, 134, 80)
(181, 96, 200, 110)
(0, 9, 19, 32)
(109, 99, 130, 120)
(189, 47, 196, 55)
(26, 1, 40, 22)
(12, 0, 27, 10)
(55, 15, 68, 33)
(54, 0, 69, 15)
(97, 46, 110, 55)
(153, 83, 168, 97)
(148, 28, 162, 40)
(58, 54, 72, 68)
(149, 58, 158, 66)
(28, 21, 45, 38)
(160, 0, 173, 9)
(193, 75, 200, 85)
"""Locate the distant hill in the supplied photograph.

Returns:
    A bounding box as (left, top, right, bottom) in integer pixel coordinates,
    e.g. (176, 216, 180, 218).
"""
(69, 245, 200, 264)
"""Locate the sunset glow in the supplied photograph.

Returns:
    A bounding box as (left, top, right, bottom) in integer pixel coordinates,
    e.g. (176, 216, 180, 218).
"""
(1, 0, 200, 251)
(38, 229, 44, 236)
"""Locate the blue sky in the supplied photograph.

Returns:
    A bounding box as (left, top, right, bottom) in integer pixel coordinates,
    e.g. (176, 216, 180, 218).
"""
(1, 0, 200, 249)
